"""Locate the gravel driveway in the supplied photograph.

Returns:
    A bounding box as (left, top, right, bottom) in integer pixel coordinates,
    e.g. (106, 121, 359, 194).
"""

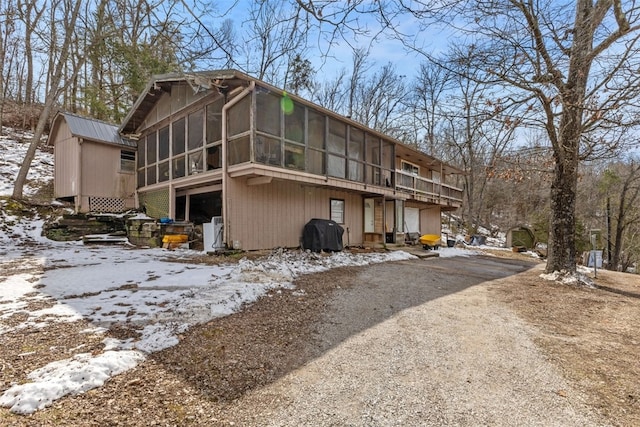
(217, 255, 606, 426)
(2, 253, 615, 426)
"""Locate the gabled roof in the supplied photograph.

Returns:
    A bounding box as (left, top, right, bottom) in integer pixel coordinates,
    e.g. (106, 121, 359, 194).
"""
(120, 69, 250, 135)
(119, 69, 464, 175)
(51, 112, 136, 148)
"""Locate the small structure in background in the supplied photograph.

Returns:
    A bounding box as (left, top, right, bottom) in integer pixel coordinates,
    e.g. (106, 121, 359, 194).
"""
(48, 112, 137, 213)
(505, 225, 536, 252)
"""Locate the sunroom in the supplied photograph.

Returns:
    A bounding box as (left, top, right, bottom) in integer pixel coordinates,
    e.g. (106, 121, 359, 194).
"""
(123, 70, 462, 250)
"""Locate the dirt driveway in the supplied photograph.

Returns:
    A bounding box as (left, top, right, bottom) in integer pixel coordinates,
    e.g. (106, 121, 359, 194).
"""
(2, 251, 638, 426)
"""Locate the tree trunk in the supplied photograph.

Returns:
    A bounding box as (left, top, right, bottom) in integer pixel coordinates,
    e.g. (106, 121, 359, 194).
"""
(12, 0, 83, 200)
(544, 0, 594, 274)
(546, 145, 579, 273)
(606, 197, 612, 269)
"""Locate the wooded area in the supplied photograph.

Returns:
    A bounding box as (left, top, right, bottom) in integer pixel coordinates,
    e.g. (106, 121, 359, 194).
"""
(1, 0, 639, 274)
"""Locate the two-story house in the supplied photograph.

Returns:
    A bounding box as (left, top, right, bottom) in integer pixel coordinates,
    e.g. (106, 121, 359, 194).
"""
(118, 69, 462, 251)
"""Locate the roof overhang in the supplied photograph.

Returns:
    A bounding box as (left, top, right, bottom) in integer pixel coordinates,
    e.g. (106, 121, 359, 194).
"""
(394, 143, 463, 176)
(119, 70, 251, 136)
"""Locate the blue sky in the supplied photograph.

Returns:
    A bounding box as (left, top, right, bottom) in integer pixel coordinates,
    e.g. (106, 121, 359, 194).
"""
(197, 0, 452, 81)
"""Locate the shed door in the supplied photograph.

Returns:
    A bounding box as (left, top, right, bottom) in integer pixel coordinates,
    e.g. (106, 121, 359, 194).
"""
(405, 207, 420, 233)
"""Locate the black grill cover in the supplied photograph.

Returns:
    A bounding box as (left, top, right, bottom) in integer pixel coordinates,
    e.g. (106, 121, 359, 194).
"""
(302, 218, 344, 252)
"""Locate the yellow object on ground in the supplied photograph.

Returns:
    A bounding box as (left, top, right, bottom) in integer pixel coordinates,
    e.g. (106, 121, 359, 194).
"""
(162, 234, 189, 249)
(162, 234, 189, 243)
(419, 234, 441, 248)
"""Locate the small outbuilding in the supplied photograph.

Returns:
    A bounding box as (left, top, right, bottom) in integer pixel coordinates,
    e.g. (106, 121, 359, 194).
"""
(505, 225, 536, 250)
(48, 112, 137, 213)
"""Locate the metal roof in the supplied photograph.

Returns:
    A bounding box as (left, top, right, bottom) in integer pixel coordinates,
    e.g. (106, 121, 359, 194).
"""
(62, 112, 136, 148)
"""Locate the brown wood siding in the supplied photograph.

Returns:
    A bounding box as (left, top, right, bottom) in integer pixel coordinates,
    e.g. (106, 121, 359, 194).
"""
(225, 178, 363, 251)
(52, 122, 80, 198)
(140, 85, 210, 132)
(420, 206, 442, 235)
(80, 142, 136, 204)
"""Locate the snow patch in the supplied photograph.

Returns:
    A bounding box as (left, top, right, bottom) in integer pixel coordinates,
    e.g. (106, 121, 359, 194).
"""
(0, 350, 145, 414)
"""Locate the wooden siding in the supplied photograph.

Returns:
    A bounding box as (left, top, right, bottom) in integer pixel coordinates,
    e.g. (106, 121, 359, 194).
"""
(139, 84, 209, 132)
(52, 122, 80, 199)
(80, 143, 136, 203)
(122, 74, 460, 250)
(225, 177, 364, 251)
(420, 205, 442, 235)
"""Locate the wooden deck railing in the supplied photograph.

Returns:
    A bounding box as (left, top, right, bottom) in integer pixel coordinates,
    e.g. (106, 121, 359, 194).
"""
(395, 169, 463, 207)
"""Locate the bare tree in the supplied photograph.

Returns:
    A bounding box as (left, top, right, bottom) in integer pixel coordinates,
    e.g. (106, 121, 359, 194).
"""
(16, 0, 45, 109)
(237, 0, 311, 87)
(601, 160, 640, 271)
(395, 0, 640, 275)
(412, 61, 451, 158)
(347, 47, 370, 119)
(435, 45, 521, 234)
(12, 0, 84, 200)
(309, 69, 348, 112)
(0, 0, 18, 129)
(351, 63, 409, 138)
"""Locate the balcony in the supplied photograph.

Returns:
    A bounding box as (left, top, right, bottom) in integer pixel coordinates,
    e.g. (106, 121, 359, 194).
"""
(395, 169, 463, 208)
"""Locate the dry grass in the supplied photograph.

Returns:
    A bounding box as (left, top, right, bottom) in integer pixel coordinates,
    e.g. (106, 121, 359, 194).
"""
(491, 263, 640, 426)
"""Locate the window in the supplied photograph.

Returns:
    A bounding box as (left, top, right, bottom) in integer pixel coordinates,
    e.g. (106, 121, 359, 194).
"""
(285, 143, 305, 170)
(189, 151, 203, 174)
(256, 90, 281, 136)
(136, 139, 145, 167)
(137, 168, 145, 188)
(146, 132, 157, 165)
(348, 127, 364, 181)
(330, 199, 345, 224)
(285, 101, 305, 143)
(120, 151, 135, 173)
(158, 126, 169, 160)
(307, 148, 325, 175)
(206, 145, 222, 170)
(172, 118, 185, 155)
(146, 166, 156, 185)
(327, 118, 346, 154)
(328, 155, 346, 178)
(206, 99, 223, 143)
(227, 95, 250, 136)
(188, 110, 203, 150)
(366, 133, 380, 165)
(172, 156, 186, 179)
(228, 135, 251, 165)
(401, 160, 420, 176)
(307, 110, 325, 149)
(255, 135, 282, 166)
(158, 161, 169, 182)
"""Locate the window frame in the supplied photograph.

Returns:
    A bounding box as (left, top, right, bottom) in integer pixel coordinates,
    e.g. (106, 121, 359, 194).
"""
(330, 198, 345, 224)
(120, 150, 136, 173)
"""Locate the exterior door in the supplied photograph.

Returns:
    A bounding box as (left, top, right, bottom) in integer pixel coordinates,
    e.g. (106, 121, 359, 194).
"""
(405, 207, 420, 234)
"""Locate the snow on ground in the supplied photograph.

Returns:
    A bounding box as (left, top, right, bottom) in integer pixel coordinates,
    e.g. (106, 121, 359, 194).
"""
(0, 240, 419, 414)
(0, 128, 53, 198)
(0, 127, 487, 414)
